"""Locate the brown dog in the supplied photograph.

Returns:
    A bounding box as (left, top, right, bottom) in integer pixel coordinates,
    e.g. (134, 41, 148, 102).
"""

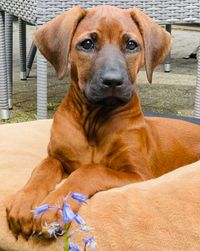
(6, 6, 200, 239)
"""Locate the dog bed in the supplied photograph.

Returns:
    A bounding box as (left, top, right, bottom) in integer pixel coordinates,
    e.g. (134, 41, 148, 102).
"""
(0, 119, 200, 250)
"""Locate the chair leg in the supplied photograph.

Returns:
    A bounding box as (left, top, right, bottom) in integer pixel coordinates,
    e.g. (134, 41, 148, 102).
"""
(37, 50, 48, 119)
(194, 44, 200, 118)
(164, 24, 171, 72)
(5, 13, 13, 109)
(26, 42, 37, 78)
(19, 18, 27, 80)
(0, 11, 9, 119)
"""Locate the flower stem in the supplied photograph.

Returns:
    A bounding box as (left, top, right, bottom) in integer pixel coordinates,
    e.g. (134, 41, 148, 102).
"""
(64, 229, 69, 251)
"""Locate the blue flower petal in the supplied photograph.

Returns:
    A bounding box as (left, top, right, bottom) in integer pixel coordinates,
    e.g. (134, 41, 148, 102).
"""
(74, 213, 85, 225)
(32, 204, 50, 217)
(47, 228, 57, 238)
(42, 221, 66, 238)
(69, 241, 81, 251)
(62, 201, 76, 225)
(71, 193, 88, 203)
(90, 240, 97, 250)
(83, 236, 96, 250)
(67, 228, 79, 238)
(80, 225, 92, 232)
(83, 236, 93, 245)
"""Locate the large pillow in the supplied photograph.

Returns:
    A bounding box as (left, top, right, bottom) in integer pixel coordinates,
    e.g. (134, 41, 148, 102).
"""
(0, 120, 200, 250)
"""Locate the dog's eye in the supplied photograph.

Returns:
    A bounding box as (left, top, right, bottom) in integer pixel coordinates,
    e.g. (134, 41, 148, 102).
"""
(79, 39, 94, 51)
(126, 40, 138, 51)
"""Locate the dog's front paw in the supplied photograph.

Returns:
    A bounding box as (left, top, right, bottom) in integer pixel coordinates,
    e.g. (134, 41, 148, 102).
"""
(33, 193, 81, 238)
(6, 189, 45, 239)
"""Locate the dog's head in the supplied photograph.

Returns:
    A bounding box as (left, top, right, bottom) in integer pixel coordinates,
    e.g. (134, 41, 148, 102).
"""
(34, 6, 171, 106)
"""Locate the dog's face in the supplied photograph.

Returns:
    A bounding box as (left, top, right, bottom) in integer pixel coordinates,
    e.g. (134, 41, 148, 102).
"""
(34, 6, 171, 107)
(70, 7, 144, 105)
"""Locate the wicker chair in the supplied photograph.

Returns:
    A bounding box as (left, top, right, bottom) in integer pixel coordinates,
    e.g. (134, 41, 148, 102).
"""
(0, 0, 200, 119)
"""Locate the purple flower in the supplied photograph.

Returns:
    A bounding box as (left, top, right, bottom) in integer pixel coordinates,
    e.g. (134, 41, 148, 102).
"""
(83, 236, 96, 251)
(62, 201, 76, 225)
(71, 193, 88, 204)
(80, 225, 92, 232)
(68, 228, 80, 239)
(68, 225, 92, 239)
(74, 213, 86, 225)
(44, 222, 66, 238)
(69, 241, 81, 251)
(32, 204, 50, 217)
(31, 193, 96, 250)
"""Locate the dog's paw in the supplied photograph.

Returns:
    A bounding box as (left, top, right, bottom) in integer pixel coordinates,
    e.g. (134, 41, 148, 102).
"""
(6, 189, 45, 239)
(33, 193, 80, 238)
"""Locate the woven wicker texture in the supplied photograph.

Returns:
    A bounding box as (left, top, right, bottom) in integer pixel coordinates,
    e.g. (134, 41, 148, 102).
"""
(37, 51, 47, 119)
(0, 11, 9, 118)
(194, 44, 200, 118)
(5, 13, 13, 108)
(0, 0, 36, 24)
(0, 0, 200, 25)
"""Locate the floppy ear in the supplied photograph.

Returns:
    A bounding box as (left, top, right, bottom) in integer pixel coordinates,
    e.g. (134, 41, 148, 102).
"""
(129, 8, 172, 83)
(34, 7, 86, 80)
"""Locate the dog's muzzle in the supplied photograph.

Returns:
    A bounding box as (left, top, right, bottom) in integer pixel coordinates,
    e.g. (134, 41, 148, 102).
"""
(84, 69, 133, 106)
(83, 45, 133, 106)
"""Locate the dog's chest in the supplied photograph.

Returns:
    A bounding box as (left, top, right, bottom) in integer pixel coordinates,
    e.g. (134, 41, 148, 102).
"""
(50, 130, 115, 171)
(50, 113, 127, 171)
(62, 136, 121, 169)
(50, 137, 92, 168)
(56, 142, 111, 169)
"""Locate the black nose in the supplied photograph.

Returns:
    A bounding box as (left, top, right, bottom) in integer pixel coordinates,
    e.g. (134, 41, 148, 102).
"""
(102, 71, 123, 87)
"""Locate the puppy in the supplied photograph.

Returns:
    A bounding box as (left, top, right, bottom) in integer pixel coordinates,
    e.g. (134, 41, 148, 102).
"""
(6, 6, 200, 238)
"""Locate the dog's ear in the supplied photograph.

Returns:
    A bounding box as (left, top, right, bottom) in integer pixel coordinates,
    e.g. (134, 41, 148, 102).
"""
(34, 7, 86, 80)
(129, 8, 172, 83)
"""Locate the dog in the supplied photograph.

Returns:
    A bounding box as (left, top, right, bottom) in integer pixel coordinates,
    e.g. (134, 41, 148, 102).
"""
(6, 5, 200, 239)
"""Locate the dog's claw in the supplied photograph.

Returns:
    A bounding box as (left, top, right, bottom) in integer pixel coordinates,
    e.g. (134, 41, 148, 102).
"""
(7, 222, 11, 230)
(37, 231, 42, 237)
(32, 230, 36, 236)
(15, 234, 19, 240)
(24, 235, 29, 241)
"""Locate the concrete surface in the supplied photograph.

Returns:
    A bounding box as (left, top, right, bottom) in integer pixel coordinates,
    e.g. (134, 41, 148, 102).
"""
(0, 22, 199, 124)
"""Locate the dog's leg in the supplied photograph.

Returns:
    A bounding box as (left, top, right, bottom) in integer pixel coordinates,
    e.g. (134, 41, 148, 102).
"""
(33, 164, 143, 236)
(6, 157, 64, 239)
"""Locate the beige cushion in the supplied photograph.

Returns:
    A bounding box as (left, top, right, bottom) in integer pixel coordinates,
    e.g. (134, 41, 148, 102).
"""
(71, 160, 200, 250)
(0, 120, 60, 250)
(0, 119, 200, 250)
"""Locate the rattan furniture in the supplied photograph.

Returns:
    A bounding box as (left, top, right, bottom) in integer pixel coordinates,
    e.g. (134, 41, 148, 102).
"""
(0, 0, 200, 119)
